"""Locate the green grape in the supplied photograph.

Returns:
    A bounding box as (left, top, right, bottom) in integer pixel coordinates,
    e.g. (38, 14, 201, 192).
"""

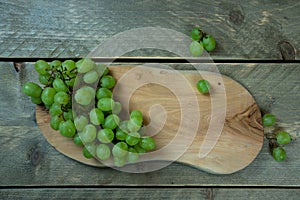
(202, 35, 216, 52)
(22, 82, 43, 98)
(81, 124, 97, 143)
(89, 108, 104, 125)
(190, 27, 202, 41)
(95, 64, 108, 77)
(103, 114, 120, 130)
(262, 114, 276, 127)
(54, 91, 69, 105)
(49, 102, 63, 116)
(53, 78, 68, 92)
(50, 115, 64, 130)
(74, 115, 88, 132)
(83, 70, 99, 84)
(118, 120, 129, 133)
(189, 41, 203, 57)
(31, 96, 42, 105)
(125, 132, 140, 146)
(97, 128, 114, 143)
(127, 148, 139, 163)
(38, 73, 52, 85)
(100, 75, 116, 89)
(76, 58, 95, 73)
(134, 143, 146, 154)
(73, 133, 83, 146)
(140, 137, 156, 151)
(97, 98, 115, 111)
(272, 147, 286, 162)
(41, 87, 56, 105)
(63, 109, 73, 121)
(59, 120, 76, 138)
(74, 86, 95, 106)
(114, 156, 126, 167)
(276, 131, 292, 145)
(127, 118, 142, 132)
(50, 60, 61, 70)
(65, 77, 75, 87)
(116, 128, 128, 141)
(112, 102, 122, 115)
(34, 60, 50, 75)
(83, 143, 96, 158)
(196, 79, 210, 94)
(96, 144, 111, 161)
(96, 88, 112, 100)
(112, 142, 128, 158)
(62, 60, 76, 72)
(130, 110, 143, 120)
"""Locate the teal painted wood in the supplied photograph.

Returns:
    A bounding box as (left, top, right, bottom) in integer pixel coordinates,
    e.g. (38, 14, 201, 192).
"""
(0, 0, 298, 59)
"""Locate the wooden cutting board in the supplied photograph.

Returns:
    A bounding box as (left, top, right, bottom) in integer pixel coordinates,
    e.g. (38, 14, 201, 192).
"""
(36, 66, 264, 174)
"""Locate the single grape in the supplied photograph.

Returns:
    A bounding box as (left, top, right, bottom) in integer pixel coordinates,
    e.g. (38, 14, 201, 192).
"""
(97, 128, 114, 143)
(73, 133, 84, 146)
(262, 114, 276, 127)
(96, 144, 111, 161)
(189, 41, 203, 57)
(95, 64, 108, 77)
(134, 143, 146, 154)
(96, 88, 112, 100)
(112, 142, 128, 158)
(103, 114, 120, 130)
(41, 87, 56, 106)
(190, 27, 202, 41)
(50, 60, 61, 70)
(63, 109, 73, 121)
(276, 131, 292, 145)
(62, 60, 76, 72)
(118, 120, 129, 133)
(272, 147, 286, 162)
(89, 108, 104, 125)
(125, 132, 140, 146)
(127, 148, 139, 163)
(114, 156, 126, 167)
(74, 115, 88, 132)
(83, 143, 96, 158)
(34, 60, 50, 75)
(76, 58, 95, 73)
(100, 75, 116, 89)
(196, 79, 210, 94)
(59, 120, 76, 138)
(22, 82, 43, 98)
(202, 35, 216, 52)
(38, 73, 51, 85)
(112, 102, 122, 115)
(54, 91, 69, 105)
(127, 117, 142, 132)
(50, 115, 64, 130)
(140, 137, 156, 151)
(53, 78, 68, 93)
(83, 70, 99, 84)
(116, 128, 128, 141)
(65, 77, 75, 87)
(130, 110, 143, 120)
(49, 102, 63, 116)
(74, 86, 95, 106)
(97, 98, 115, 112)
(81, 124, 97, 143)
(31, 96, 42, 105)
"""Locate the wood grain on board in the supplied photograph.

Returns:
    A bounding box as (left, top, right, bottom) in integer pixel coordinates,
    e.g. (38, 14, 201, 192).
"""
(36, 66, 264, 174)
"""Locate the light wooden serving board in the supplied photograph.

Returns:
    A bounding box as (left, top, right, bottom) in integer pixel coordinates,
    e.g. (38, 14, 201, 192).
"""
(36, 66, 264, 174)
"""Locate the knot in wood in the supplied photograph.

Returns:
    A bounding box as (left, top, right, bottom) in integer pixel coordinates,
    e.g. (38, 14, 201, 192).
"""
(229, 9, 244, 25)
(30, 148, 43, 166)
(278, 41, 296, 60)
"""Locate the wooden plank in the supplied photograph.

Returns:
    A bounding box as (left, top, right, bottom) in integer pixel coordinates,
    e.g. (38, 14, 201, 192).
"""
(0, 188, 299, 199)
(0, 62, 299, 186)
(0, 0, 299, 59)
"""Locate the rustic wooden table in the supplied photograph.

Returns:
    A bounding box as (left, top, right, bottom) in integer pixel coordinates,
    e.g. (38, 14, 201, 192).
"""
(1, 0, 300, 199)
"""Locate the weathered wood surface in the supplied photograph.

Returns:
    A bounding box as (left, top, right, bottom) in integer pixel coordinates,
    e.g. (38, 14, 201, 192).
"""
(0, 0, 299, 60)
(1, 188, 300, 200)
(0, 62, 299, 187)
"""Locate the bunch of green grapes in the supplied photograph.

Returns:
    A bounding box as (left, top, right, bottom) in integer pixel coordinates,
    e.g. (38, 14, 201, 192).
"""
(189, 27, 216, 56)
(22, 59, 156, 167)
